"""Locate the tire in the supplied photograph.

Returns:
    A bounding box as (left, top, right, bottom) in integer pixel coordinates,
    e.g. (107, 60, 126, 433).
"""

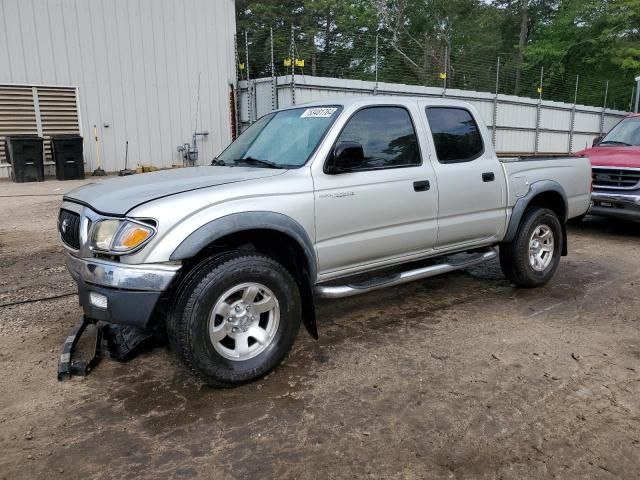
(499, 207, 563, 288)
(167, 252, 301, 387)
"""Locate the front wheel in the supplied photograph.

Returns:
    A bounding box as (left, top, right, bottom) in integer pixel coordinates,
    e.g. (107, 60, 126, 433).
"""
(167, 253, 301, 387)
(499, 207, 563, 288)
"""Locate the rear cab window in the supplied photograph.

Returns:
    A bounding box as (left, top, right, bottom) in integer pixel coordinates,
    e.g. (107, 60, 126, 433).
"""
(425, 107, 484, 164)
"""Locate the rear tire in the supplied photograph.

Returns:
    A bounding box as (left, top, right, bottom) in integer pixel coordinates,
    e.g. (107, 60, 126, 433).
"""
(167, 252, 301, 387)
(500, 207, 563, 288)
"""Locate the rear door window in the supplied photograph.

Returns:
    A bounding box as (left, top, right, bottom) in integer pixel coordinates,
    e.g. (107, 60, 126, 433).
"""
(425, 107, 484, 164)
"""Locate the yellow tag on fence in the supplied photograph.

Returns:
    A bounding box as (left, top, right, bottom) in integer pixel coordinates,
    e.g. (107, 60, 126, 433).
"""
(439, 72, 447, 80)
(283, 58, 292, 67)
(238, 63, 245, 70)
(295, 59, 305, 67)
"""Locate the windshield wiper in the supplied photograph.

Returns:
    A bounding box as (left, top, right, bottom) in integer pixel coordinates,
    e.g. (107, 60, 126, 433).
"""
(599, 140, 633, 146)
(211, 157, 227, 166)
(233, 156, 281, 169)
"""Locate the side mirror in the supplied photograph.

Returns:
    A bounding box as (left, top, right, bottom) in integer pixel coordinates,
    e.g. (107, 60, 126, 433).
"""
(592, 135, 603, 147)
(327, 141, 365, 173)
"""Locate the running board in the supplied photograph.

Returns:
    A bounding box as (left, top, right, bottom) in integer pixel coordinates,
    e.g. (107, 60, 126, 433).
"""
(314, 248, 497, 299)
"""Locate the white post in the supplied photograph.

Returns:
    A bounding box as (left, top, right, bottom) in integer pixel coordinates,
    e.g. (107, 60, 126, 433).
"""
(374, 34, 379, 95)
(635, 75, 640, 113)
(492, 57, 500, 146)
(599, 80, 609, 136)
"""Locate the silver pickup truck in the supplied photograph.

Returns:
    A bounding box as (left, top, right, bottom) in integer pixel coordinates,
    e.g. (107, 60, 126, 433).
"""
(59, 97, 591, 386)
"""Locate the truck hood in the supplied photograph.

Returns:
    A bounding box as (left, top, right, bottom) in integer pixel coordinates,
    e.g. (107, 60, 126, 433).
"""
(64, 166, 285, 215)
(575, 146, 640, 168)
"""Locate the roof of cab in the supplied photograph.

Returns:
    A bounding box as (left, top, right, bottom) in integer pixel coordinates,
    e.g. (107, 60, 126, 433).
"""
(277, 95, 475, 112)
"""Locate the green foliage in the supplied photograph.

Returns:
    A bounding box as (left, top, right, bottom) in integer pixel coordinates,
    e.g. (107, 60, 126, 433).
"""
(236, 0, 639, 109)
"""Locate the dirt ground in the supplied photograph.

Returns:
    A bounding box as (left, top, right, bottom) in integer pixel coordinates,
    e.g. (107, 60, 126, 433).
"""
(0, 177, 639, 480)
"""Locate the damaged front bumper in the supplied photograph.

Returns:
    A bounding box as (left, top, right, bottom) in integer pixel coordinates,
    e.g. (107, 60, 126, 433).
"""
(66, 254, 181, 329)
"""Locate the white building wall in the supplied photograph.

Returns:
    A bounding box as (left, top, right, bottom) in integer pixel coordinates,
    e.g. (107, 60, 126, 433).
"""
(0, 0, 236, 172)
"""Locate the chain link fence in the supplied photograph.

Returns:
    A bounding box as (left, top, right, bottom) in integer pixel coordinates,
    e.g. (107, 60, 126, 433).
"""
(236, 28, 636, 113)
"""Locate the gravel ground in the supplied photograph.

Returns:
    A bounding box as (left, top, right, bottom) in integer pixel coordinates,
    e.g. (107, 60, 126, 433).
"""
(0, 178, 639, 480)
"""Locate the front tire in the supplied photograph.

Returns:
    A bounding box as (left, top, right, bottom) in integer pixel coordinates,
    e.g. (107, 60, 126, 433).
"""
(167, 253, 301, 387)
(500, 207, 563, 288)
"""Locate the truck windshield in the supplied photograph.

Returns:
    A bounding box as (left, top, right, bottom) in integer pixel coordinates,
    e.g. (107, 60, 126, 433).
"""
(600, 116, 640, 146)
(217, 106, 342, 168)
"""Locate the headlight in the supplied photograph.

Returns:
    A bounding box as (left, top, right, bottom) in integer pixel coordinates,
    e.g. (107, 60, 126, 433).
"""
(91, 219, 156, 253)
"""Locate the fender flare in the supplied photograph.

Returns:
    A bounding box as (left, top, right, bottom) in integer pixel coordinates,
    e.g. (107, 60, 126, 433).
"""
(503, 180, 569, 255)
(169, 211, 319, 339)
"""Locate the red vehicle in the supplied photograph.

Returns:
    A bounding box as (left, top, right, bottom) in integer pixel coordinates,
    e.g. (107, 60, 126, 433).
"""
(576, 114, 640, 221)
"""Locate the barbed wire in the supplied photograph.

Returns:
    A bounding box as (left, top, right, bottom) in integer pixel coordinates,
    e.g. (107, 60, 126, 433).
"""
(237, 28, 636, 112)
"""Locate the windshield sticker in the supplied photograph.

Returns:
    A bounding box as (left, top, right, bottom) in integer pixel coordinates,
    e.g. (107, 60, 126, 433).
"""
(301, 107, 338, 118)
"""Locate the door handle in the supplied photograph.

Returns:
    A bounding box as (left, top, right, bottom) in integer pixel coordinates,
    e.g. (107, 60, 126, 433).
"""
(482, 172, 495, 182)
(413, 180, 430, 192)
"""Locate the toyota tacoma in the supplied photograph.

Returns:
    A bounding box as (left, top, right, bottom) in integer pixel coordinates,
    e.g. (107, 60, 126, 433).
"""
(59, 97, 592, 386)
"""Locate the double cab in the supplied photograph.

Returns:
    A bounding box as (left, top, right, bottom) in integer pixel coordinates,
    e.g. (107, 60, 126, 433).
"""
(59, 97, 592, 386)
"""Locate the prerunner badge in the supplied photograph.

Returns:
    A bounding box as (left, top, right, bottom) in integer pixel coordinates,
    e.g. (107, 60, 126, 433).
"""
(301, 107, 338, 118)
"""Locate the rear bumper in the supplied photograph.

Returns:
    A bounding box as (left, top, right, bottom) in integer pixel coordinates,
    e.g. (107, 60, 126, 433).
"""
(590, 191, 640, 221)
(66, 254, 181, 328)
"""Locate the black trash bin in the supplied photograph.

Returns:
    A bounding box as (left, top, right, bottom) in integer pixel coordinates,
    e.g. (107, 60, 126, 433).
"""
(51, 134, 85, 180)
(5, 135, 45, 183)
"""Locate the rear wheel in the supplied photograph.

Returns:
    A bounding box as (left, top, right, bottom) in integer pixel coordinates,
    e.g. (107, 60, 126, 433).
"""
(167, 253, 301, 387)
(500, 207, 563, 288)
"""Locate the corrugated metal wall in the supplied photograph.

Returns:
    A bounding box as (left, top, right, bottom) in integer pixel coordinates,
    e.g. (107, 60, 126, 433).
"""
(0, 0, 236, 173)
(239, 75, 629, 154)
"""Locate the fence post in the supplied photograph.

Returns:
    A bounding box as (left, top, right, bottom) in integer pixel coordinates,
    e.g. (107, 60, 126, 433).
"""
(441, 45, 448, 97)
(569, 75, 578, 153)
(492, 57, 500, 147)
(599, 80, 609, 136)
(374, 34, 379, 95)
(633, 76, 640, 113)
(534, 66, 543, 154)
(631, 85, 636, 113)
(233, 33, 241, 136)
(245, 31, 253, 124)
(270, 27, 277, 111)
(289, 26, 296, 105)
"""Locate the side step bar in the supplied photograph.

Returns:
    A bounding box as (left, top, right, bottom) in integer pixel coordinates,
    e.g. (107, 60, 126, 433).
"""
(314, 248, 497, 299)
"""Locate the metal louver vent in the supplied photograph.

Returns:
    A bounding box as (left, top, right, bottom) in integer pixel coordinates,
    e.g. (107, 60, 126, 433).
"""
(0, 84, 80, 166)
(0, 86, 38, 164)
(37, 87, 81, 163)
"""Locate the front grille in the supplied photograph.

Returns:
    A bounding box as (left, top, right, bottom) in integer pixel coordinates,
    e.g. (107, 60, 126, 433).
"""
(592, 168, 640, 190)
(58, 209, 81, 249)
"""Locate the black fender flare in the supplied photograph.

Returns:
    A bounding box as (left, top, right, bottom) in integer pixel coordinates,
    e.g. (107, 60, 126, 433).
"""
(503, 180, 569, 256)
(169, 211, 319, 339)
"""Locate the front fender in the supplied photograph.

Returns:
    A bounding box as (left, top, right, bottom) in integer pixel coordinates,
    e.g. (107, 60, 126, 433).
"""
(169, 211, 319, 339)
(169, 211, 317, 277)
